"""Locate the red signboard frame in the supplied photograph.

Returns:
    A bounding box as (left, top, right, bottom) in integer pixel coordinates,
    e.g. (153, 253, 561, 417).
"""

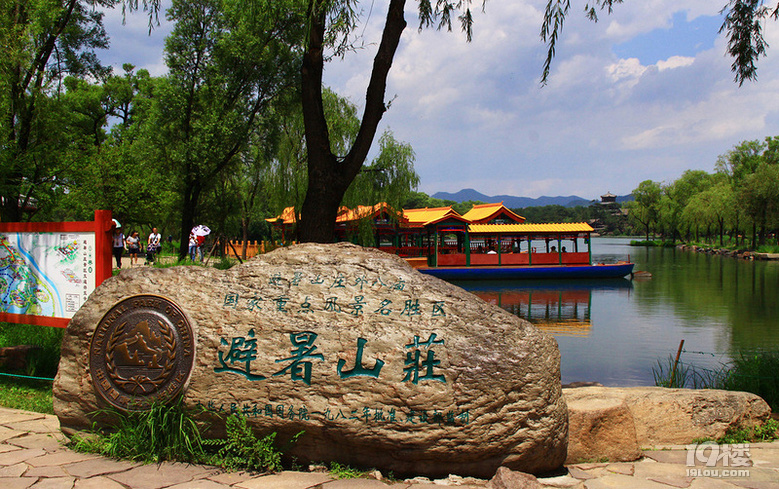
(0, 210, 113, 328)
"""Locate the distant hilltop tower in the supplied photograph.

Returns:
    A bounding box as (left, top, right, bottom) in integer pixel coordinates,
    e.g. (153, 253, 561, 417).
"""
(600, 191, 617, 204)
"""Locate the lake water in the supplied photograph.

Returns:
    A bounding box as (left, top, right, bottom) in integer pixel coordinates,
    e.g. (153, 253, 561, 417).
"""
(453, 237, 779, 387)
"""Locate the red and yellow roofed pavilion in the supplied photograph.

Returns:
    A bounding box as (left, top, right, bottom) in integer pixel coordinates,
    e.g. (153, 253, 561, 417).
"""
(461, 202, 525, 224)
(267, 203, 596, 267)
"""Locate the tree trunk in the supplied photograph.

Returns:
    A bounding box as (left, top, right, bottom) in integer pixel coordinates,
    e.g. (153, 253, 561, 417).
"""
(298, 0, 407, 242)
(178, 183, 201, 261)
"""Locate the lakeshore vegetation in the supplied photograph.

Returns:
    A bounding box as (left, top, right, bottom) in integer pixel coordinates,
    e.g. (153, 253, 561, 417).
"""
(624, 137, 779, 251)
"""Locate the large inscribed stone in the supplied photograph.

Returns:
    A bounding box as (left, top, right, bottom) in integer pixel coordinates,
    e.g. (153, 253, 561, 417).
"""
(54, 243, 567, 478)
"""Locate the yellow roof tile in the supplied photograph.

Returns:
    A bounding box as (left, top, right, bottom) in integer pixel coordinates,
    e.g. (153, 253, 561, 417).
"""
(402, 207, 462, 226)
(468, 222, 594, 234)
(462, 203, 525, 223)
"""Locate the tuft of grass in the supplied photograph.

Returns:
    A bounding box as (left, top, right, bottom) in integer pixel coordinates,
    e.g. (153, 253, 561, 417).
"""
(653, 350, 779, 412)
(70, 398, 297, 473)
(71, 398, 208, 464)
(329, 461, 368, 479)
(716, 418, 779, 444)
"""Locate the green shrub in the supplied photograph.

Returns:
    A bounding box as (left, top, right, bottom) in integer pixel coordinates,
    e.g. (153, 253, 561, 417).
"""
(0, 323, 63, 378)
(717, 352, 779, 412)
(213, 256, 236, 270)
(717, 418, 779, 444)
(208, 414, 295, 472)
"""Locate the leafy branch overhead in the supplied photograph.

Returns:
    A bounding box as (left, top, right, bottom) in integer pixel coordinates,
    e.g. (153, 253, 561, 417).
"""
(542, 0, 779, 86)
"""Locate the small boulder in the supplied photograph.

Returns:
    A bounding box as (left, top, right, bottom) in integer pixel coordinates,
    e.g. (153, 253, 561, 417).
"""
(565, 389, 640, 463)
(486, 467, 542, 489)
(564, 386, 771, 463)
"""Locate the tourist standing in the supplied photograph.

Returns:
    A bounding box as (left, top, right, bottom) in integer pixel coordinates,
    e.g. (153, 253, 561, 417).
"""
(126, 231, 142, 266)
(112, 223, 125, 269)
(147, 227, 161, 264)
(188, 233, 198, 262)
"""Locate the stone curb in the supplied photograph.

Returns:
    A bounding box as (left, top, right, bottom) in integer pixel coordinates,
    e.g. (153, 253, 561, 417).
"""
(1, 407, 777, 488)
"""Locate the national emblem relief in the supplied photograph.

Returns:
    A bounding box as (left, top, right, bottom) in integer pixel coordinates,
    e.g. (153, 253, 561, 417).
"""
(89, 295, 195, 411)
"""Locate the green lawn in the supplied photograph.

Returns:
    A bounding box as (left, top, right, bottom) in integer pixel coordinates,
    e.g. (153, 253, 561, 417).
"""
(0, 378, 54, 414)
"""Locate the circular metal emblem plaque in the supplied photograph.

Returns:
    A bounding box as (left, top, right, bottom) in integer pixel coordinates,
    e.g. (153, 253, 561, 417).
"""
(89, 295, 195, 411)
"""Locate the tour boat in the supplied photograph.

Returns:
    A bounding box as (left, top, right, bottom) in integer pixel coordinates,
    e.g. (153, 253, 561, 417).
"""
(268, 202, 635, 281)
(399, 205, 634, 281)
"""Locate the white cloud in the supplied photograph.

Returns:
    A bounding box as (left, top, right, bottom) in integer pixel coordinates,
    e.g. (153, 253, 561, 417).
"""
(657, 56, 695, 71)
(93, 1, 779, 199)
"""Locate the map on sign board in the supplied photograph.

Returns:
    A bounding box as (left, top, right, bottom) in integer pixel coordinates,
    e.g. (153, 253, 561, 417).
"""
(0, 232, 96, 319)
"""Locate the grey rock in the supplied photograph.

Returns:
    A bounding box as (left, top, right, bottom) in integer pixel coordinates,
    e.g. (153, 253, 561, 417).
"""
(54, 243, 567, 478)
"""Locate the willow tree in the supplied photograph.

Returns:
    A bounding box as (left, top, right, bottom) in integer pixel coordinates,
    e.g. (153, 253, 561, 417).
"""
(134, 0, 305, 259)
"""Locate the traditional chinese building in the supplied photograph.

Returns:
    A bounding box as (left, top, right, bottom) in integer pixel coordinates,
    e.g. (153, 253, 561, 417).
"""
(267, 202, 600, 270)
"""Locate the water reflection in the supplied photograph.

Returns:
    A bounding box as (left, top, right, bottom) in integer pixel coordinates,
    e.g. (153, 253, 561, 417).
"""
(460, 279, 632, 337)
(452, 237, 779, 386)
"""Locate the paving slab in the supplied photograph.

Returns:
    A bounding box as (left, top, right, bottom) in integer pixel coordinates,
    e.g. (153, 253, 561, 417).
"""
(106, 461, 219, 489)
(165, 479, 235, 489)
(750, 449, 779, 468)
(8, 433, 66, 451)
(206, 470, 262, 485)
(641, 450, 690, 465)
(73, 476, 128, 489)
(0, 461, 28, 477)
(538, 474, 584, 487)
(604, 463, 635, 476)
(0, 408, 48, 425)
(730, 481, 779, 489)
(0, 476, 38, 489)
(2, 407, 779, 489)
(0, 425, 20, 443)
(6, 417, 61, 435)
(634, 460, 698, 481)
(0, 443, 22, 454)
(321, 479, 406, 488)
(24, 464, 69, 478)
(234, 470, 335, 489)
(687, 478, 741, 488)
(581, 473, 673, 489)
(62, 457, 141, 478)
(568, 466, 600, 480)
(26, 448, 100, 467)
(28, 476, 77, 489)
(0, 447, 47, 466)
(644, 475, 693, 488)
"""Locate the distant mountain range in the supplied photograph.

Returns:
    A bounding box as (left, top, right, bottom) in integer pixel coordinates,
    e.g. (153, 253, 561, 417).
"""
(431, 188, 633, 208)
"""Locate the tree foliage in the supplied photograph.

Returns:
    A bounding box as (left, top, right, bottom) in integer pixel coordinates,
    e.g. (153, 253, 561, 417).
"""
(627, 136, 779, 249)
(0, 0, 116, 221)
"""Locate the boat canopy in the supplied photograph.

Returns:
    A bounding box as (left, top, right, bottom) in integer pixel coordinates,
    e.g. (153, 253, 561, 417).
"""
(468, 222, 594, 235)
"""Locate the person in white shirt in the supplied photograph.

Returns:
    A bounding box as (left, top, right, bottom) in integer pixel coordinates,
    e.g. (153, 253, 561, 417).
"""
(147, 227, 161, 264)
(112, 224, 125, 269)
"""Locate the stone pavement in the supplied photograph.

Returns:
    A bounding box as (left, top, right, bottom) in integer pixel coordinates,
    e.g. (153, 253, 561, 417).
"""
(1, 406, 778, 489)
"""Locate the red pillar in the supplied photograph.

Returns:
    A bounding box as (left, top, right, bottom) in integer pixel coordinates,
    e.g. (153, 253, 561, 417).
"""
(94, 210, 113, 287)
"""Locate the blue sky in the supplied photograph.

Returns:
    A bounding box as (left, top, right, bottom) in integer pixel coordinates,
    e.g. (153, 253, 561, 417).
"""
(99, 1, 779, 200)
(613, 11, 721, 64)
